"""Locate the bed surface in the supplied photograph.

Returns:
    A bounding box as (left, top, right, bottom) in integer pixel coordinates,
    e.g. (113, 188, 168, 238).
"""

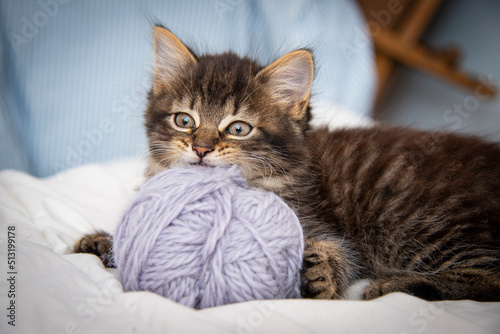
(1, 159, 499, 334)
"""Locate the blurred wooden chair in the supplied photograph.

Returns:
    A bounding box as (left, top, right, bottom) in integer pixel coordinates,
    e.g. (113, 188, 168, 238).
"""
(356, 0, 496, 108)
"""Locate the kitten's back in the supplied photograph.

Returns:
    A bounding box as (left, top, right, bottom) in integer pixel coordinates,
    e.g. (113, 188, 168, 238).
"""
(301, 126, 500, 299)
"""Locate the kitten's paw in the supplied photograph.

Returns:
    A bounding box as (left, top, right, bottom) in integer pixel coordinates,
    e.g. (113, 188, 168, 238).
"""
(300, 239, 342, 299)
(73, 232, 115, 268)
(363, 278, 401, 300)
(363, 276, 440, 300)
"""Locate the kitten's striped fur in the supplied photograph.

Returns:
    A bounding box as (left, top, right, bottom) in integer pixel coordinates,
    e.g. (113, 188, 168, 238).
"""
(75, 27, 500, 301)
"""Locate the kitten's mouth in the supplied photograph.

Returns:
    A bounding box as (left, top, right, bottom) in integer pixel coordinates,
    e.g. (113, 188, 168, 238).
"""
(191, 162, 213, 168)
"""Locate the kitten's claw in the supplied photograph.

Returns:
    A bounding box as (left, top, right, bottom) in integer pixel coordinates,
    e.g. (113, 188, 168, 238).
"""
(73, 232, 115, 268)
(300, 239, 341, 299)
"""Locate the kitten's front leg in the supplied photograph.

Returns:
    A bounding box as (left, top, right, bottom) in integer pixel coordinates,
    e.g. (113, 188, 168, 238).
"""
(301, 238, 356, 299)
(73, 231, 115, 268)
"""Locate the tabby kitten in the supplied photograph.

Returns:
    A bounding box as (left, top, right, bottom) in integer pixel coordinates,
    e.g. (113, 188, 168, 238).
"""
(75, 26, 500, 301)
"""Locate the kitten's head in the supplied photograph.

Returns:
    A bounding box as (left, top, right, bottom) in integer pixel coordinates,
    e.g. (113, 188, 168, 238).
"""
(145, 27, 314, 191)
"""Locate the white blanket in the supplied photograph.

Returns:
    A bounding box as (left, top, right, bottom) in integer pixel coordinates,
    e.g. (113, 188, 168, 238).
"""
(1, 159, 499, 334)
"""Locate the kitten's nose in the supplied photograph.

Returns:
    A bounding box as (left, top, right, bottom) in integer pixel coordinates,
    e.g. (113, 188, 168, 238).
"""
(193, 145, 214, 158)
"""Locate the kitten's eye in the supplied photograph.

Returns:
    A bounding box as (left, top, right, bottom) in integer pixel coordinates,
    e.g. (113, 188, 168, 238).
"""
(226, 122, 252, 136)
(174, 113, 196, 129)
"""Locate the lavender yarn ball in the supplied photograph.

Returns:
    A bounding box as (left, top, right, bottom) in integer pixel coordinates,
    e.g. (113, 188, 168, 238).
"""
(113, 165, 304, 309)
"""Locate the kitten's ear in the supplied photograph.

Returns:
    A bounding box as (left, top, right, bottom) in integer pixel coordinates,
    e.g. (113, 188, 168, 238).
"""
(256, 50, 314, 120)
(153, 26, 197, 95)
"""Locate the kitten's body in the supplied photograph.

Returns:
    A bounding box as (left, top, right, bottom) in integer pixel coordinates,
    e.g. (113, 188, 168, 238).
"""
(75, 27, 500, 301)
(295, 127, 500, 300)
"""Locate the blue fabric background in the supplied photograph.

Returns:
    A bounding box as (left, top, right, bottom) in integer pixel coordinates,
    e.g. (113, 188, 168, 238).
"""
(0, 0, 375, 177)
